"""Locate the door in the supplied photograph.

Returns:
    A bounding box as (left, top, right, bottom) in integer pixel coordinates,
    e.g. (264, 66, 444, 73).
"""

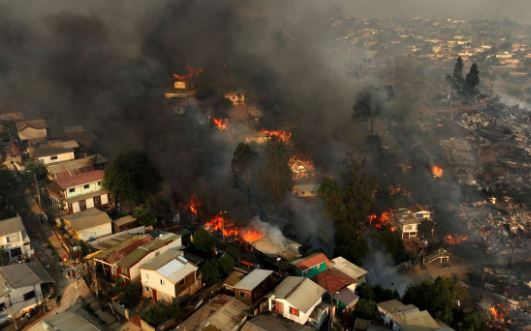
(151, 289, 158, 301)
(275, 301, 284, 314)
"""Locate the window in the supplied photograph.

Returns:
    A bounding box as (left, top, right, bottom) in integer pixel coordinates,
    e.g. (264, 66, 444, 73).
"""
(23, 291, 35, 301)
(0, 303, 5, 311)
(145, 287, 150, 292)
(404, 225, 413, 231)
(10, 247, 22, 257)
(97, 181, 102, 186)
(68, 188, 76, 193)
(290, 307, 299, 317)
(160, 279, 165, 285)
(50, 155, 58, 160)
(84, 184, 90, 189)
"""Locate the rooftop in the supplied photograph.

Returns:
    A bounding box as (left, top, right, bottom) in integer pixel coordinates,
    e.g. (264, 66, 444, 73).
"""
(199, 296, 250, 331)
(62, 208, 112, 232)
(113, 215, 137, 227)
(314, 268, 355, 294)
(241, 313, 313, 331)
(93, 234, 152, 264)
(272, 276, 325, 313)
(28, 140, 79, 158)
(331, 256, 368, 280)
(0, 261, 54, 294)
(49, 169, 104, 191)
(234, 269, 273, 291)
(141, 249, 197, 284)
(291, 252, 330, 270)
(117, 233, 180, 269)
(31, 310, 102, 331)
(16, 119, 47, 131)
(0, 215, 27, 237)
(46, 154, 106, 179)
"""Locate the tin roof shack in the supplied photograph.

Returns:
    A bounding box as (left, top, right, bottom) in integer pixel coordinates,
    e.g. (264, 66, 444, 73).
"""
(291, 253, 330, 278)
(15, 119, 47, 143)
(46, 154, 106, 180)
(140, 250, 201, 303)
(241, 313, 313, 331)
(0, 215, 33, 263)
(113, 216, 139, 234)
(29, 309, 103, 331)
(0, 261, 54, 323)
(61, 208, 112, 242)
(377, 300, 454, 331)
(47, 169, 109, 215)
(233, 269, 275, 306)
(180, 294, 250, 331)
(27, 140, 79, 165)
(224, 268, 248, 292)
(267, 276, 327, 327)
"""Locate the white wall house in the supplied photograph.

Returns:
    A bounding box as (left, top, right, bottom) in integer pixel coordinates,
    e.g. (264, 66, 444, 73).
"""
(47, 170, 109, 215)
(0, 216, 33, 262)
(0, 262, 54, 323)
(140, 250, 200, 303)
(27, 140, 79, 165)
(61, 208, 112, 242)
(268, 276, 325, 325)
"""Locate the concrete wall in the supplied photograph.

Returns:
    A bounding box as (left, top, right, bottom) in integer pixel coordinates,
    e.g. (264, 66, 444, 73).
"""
(37, 151, 75, 165)
(65, 181, 103, 199)
(268, 296, 322, 325)
(77, 223, 112, 241)
(0, 284, 43, 318)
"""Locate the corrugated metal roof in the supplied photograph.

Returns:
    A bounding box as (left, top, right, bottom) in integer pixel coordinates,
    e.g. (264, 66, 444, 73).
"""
(34, 311, 102, 331)
(28, 140, 78, 158)
(233, 269, 273, 291)
(241, 313, 313, 331)
(140, 249, 197, 284)
(53, 170, 104, 190)
(315, 268, 355, 293)
(331, 257, 368, 280)
(201, 297, 249, 331)
(272, 276, 325, 313)
(291, 252, 329, 270)
(0, 261, 54, 291)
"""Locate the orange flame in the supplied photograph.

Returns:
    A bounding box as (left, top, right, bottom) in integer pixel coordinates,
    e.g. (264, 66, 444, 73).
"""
(443, 234, 469, 245)
(289, 156, 315, 180)
(204, 213, 263, 243)
(212, 118, 229, 131)
(489, 304, 507, 324)
(189, 195, 199, 216)
(431, 166, 444, 178)
(260, 129, 292, 144)
(368, 212, 395, 231)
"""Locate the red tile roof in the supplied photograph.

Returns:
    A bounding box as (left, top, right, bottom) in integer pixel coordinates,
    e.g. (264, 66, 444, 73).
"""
(293, 252, 330, 270)
(53, 170, 104, 190)
(314, 268, 355, 294)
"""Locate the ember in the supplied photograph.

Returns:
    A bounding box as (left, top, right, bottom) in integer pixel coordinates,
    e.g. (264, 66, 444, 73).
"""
(188, 195, 200, 216)
(489, 304, 507, 324)
(431, 165, 444, 178)
(212, 117, 229, 131)
(260, 129, 292, 144)
(443, 234, 469, 245)
(367, 212, 395, 230)
(289, 156, 315, 180)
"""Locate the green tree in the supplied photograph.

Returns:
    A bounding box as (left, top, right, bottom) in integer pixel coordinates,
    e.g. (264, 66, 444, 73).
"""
(353, 88, 382, 136)
(119, 281, 142, 309)
(231, 143, 257, 192)
(103, 151, 161, 209)
(372, 229, 410, 263)
(141, 302, 182, 327)
(260, 138, 293, 204)
(192, 228, 215, 255)
(200, 259, 220, 284)
(465, 63, 480, 95)
(352, 299, 377, 320)
(218, 254, 235, 276)
(403, 277, 463, 325)
(460, 310, 488, 331)
(453, 57, 464, 83)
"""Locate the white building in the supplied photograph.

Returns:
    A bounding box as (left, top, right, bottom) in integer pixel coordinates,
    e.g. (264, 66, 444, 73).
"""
(268, 276, 326, 325)
(47, 170, 109, 214)
(0, 262, 54, 323)
(0, 215, 33, 262)
(27, 140, 79, 165)
(61, 208, 112, 242)
(140, 249, 200, 303)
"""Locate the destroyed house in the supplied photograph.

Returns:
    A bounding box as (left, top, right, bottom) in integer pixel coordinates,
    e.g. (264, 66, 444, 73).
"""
(233, 269, 274, 306)
(47, 169, 109, 215)
(391, 206, 433, 240)
(267, 276, 326, 326)
(140, 250, 201, 303)
(291, 253, 329, 278)
(15, 119, 47, 142)
(27, 140, 79, 165)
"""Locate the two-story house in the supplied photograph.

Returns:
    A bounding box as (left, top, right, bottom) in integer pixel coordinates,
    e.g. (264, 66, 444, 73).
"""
(268, 276, 326, 326)
(47, 170, 109, 214)
(291, 253, 329, 278)
(0, 215, 33, 262)
(60, 208, 112, 242)
(27, 140, 79, 165)
(0, 261, 54, 323)
(140, 250, 201, 303)
(15, 119, 47, 144)
(391, 206, 433, 240)
(45, 154, 106, 180)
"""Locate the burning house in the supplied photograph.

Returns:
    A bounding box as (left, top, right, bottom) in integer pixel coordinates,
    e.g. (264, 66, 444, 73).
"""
(389, 205, 434, 241)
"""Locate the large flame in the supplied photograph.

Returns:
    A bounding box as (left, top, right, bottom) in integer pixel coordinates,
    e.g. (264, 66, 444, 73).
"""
(260, 129, 292, 144)
(489, 304, 507, 324)
(204, 213, 263, 243)
(431, 166, 444, 178)
(289, 156, 315, 180)
(443, 234, 469, 245)
(368, 212, 396, 231)
(212, 117, 229, 131)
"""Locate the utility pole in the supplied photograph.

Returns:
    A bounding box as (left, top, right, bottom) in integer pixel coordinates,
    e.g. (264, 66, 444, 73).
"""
(33, 172, 41, 208)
